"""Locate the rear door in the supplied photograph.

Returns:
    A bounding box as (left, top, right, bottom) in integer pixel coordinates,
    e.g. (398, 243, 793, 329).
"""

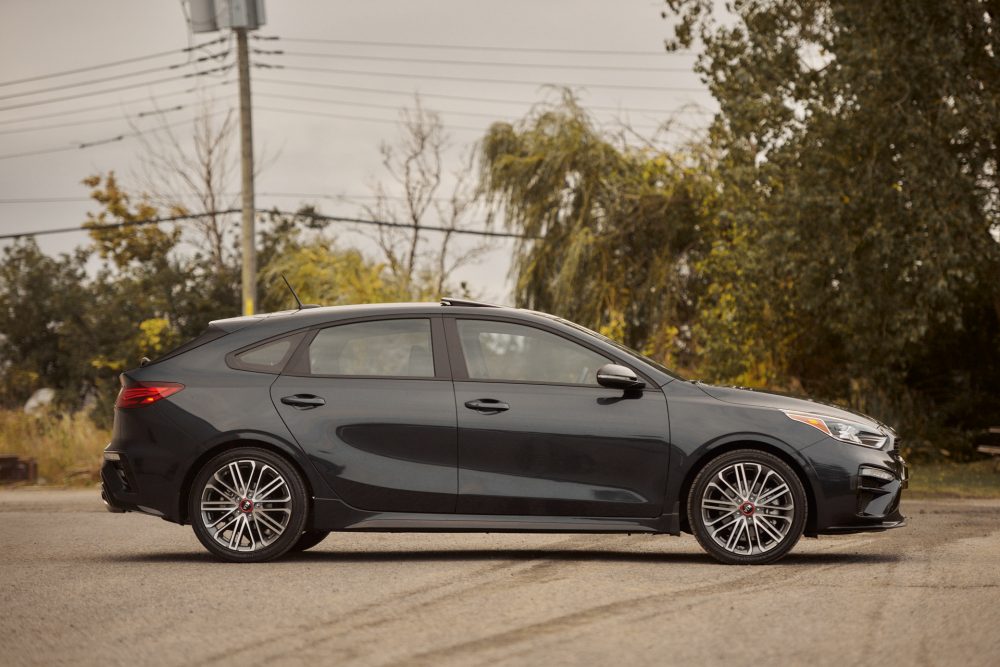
(271, 316, 457, 513)
(447, 317, 671, 518)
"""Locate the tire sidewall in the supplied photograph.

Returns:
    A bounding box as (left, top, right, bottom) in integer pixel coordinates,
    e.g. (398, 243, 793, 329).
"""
(189, 447, 309, 563)
(688, 449, 808, 565)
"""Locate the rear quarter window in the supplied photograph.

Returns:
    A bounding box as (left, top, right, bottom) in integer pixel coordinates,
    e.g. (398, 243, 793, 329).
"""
(228, 333, 305, 374)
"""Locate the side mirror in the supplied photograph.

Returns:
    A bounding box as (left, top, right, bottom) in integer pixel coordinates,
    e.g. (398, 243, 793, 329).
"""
(596, 363, 645, 390)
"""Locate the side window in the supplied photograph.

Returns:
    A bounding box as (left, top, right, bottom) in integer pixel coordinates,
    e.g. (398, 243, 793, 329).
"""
(231, 334, 301, 374)
(308, 319, 434, 377)
(456, 320, 610, 385)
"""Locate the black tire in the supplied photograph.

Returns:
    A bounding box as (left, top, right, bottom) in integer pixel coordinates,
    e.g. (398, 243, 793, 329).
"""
(289, 530, 329, 553)
(189, 447, 309, 563)
(687, 449, 807, 565)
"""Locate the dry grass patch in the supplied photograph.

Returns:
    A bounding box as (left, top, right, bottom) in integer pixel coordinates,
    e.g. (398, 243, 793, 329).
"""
(0, 410, 109, 485)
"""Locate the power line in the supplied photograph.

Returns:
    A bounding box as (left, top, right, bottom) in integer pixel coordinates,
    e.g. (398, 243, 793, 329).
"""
(0, 108, 232, 161)
(0, 197, 92, 204)
(267, 63, 705, 93)
(0, 84, 235, 127)
(0, 208, 530, 241)
(277, 210, 531, 240)
(0, 209, 240, 241)
(252, 92, 665, 132)
(262, 35, 688, 58)
(0, 37, 226, 88)
(253, 105, 482, 133)
(0, 64, 233, 113)
(0, 105, 184, 136)
(252, 76, 711, 116)
(267, 49, 695, 74)
(0, 192, 456, 205)
(0, 50, 229, 102)
(253, 91, 504, 121)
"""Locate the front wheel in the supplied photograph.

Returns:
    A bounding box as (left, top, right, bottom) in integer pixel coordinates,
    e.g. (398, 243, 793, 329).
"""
(189, 447, 309, 563)
(688, 449, 807, 565)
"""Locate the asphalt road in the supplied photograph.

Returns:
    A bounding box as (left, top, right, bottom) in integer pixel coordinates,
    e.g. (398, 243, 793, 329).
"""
(1, 489, 998, 667)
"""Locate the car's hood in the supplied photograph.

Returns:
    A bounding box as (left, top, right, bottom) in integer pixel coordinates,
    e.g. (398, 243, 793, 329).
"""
(693, 383, 889, 431)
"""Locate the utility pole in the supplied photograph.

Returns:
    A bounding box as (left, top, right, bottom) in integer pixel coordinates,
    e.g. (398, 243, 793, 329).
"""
(189, 0, 265, 316)
(235, 27, 256, 316)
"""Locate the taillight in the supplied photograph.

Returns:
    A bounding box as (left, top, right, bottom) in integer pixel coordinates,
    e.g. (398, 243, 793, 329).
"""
(115, 382, 184, 409)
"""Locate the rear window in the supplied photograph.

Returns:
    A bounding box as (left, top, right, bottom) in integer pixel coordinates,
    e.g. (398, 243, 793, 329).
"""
(147, 327, 228, 366)
(307, 319, 434, 377)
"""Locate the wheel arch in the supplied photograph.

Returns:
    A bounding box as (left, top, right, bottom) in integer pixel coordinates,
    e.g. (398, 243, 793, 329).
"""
(677, 435, 819, 537)
(178, 432, 320, 525)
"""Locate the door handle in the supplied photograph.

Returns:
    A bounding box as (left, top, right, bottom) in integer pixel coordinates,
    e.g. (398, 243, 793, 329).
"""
(464, 398, 509, 413)
(281, 394, 326, 409)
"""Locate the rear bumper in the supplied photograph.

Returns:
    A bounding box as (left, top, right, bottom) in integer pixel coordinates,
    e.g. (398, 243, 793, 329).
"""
(100, 448, 172, 519)
(100, 483, 127, 513)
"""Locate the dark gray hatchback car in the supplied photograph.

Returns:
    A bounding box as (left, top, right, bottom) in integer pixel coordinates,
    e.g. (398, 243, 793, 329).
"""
(102, 298, 907, 564)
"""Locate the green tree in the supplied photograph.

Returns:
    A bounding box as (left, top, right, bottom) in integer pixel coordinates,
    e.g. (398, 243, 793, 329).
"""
(0, 240, 91, 407)
(257, 209, 409, 310)
(664, 0, 1000, 452)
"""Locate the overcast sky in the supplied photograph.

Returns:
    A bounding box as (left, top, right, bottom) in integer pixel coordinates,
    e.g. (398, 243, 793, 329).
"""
(0, 0, 714, 302)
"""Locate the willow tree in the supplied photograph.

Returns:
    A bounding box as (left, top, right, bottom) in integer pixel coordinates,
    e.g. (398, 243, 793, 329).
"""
(480, 95, 714, 368)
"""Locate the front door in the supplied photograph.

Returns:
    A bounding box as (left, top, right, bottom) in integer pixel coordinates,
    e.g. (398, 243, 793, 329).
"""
(272, 316, 457, 514)
(448, 318, 670, 517)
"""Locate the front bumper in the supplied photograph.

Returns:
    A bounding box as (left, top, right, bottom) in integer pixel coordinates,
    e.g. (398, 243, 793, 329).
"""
(803, 439, 908, 535)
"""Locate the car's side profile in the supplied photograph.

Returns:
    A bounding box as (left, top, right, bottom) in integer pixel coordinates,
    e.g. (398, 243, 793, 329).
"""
(101, 298, 907, 564)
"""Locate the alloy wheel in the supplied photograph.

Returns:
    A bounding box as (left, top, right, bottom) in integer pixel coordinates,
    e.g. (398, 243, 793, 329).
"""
(199, 459, 292, 553)
(700, 461, 795, 556)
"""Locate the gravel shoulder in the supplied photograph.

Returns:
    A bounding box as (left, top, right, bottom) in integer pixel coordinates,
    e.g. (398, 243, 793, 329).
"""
(1, 488, 998, 666)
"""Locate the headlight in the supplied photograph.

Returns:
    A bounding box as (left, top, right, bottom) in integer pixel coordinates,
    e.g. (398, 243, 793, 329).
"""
(783, 410, 888, 448)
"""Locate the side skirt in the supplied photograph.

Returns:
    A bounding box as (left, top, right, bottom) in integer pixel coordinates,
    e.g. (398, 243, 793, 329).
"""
(313, 497, 681, 535)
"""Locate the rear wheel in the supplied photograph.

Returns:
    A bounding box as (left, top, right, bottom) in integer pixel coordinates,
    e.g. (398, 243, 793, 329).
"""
(189, 447, 308, 563)
(688, 449, 807, 565)
(289, 530, 329, 552)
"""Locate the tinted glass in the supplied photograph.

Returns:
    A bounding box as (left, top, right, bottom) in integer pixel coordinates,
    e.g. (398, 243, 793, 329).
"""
(237, 338, 293, 369)
(309, 319, 434, 377)
(457, 319, 609, 385)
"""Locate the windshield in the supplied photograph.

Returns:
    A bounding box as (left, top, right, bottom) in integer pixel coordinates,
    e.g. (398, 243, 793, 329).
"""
(539, 313, 684, 380)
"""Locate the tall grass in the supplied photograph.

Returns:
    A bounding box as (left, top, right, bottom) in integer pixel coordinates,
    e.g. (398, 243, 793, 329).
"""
(0, 410, 109, 485)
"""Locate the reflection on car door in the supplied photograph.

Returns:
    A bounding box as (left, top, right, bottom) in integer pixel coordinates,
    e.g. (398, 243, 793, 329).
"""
(447, 317, 670, 518)
(272, 316, 457, 513)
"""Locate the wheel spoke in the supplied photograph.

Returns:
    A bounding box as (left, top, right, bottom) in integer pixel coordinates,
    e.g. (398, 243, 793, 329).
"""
(735, 463, 751, 498)
(229, 462, 249, 496)
(201, 499, 235, 508)
(756, 483, 789, 507)
(702, 497, 738, 512)
(210, 474, 240, 499)
(254, 508, 285, 534)
(250, 464, 270, 498)
(715, 472, 742, 500)
(213, 513, 240, 538)
(710, 514, 741, 539)
(747, 464, 763, 498)
(705, 509, 739, 526)
(254, 476, 286, 501)
(754, 515, 784, 543)
(725, 517, 747, 551)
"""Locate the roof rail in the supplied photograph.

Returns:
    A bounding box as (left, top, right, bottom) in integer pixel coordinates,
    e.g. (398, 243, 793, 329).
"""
(440, 297, 501, 308)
